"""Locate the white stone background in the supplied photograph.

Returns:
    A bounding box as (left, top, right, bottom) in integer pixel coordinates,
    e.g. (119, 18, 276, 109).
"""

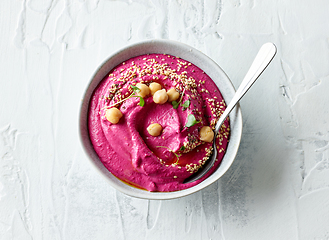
(1, 0, 329, 239)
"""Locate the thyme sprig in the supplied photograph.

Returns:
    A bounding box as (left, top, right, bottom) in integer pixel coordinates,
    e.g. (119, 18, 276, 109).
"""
(103, 85, 145, 110)
(156, 146, 181, 164)
(172, 88, 186, 109)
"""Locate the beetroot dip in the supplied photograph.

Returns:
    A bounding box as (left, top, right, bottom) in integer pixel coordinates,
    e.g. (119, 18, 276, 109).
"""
(88, 54, 230, 192)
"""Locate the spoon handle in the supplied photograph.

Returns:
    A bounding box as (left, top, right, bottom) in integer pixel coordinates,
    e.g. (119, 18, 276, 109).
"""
(215, 42, 277, 133)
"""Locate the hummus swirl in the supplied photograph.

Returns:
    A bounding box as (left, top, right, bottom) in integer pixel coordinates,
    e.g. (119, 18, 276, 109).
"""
(88, 54, 230, 192)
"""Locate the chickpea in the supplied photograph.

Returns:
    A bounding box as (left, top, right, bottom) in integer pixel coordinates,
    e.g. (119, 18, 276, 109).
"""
(136, 83, 150, 98)
(199, 126, 214, 142)
(149, 82, 162, 95)
(147, 123, 162, 137)
(153, 89, 168, 104)
(167, 88, 180, 102)
(105, 107, 123, 124)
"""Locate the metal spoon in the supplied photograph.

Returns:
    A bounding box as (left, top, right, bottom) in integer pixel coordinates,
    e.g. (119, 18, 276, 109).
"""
(184, 42, 277, 184)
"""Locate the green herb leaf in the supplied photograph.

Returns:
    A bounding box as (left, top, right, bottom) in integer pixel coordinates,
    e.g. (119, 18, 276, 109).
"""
(131, 85, 140, 93)
(172, 100, 179, 109)
(181, 100, 190, 109)
(129, 95, 145, 107)
(179, 146, 186, 151)
(185, 114, 200, 127)
(130, 85, 144, 106)
(137, 96, 145, 107)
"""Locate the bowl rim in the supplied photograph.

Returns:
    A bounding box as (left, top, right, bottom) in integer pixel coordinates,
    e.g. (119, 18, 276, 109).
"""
(79, 39, 243, 200)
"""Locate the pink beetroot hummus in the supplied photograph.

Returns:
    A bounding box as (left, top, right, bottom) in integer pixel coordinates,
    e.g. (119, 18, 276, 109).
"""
(88, 54, 230, 192)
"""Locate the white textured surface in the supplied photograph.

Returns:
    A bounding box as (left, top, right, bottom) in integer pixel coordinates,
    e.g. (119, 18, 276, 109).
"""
(1, 0, 329, 239)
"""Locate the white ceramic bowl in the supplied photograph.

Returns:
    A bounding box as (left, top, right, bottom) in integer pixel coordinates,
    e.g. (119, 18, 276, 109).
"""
(79, 39, 243, 200)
